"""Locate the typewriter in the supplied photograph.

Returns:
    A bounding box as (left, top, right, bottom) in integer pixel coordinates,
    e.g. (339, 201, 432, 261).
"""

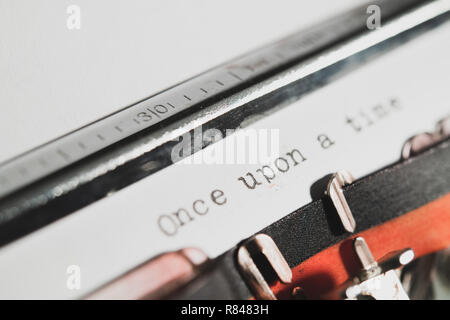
(0, 0, 449, 301)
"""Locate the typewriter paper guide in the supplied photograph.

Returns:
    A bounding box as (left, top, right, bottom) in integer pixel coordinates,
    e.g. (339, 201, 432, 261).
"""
(0, 14, 449, 299)
(0, 0, 364, 164)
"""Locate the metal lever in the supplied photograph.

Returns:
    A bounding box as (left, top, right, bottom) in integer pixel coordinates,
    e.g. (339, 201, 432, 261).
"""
(328, 237, 414, 300)
(237, 234, 292, 300)
(326, 170, 356, 233)
(402, 115, 450, 159)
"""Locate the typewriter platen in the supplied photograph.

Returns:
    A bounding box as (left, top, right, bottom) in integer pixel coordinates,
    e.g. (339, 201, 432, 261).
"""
(0, 0, 449, 300)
